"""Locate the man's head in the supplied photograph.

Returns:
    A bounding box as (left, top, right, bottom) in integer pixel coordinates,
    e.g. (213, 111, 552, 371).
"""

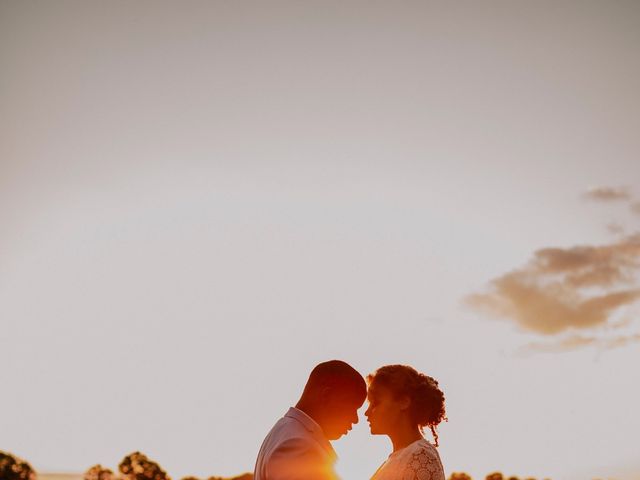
(296, 360, 367, 440)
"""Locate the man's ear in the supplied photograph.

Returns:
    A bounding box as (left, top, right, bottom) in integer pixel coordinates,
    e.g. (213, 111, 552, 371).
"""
(398, 395, 411, 411)
(319, 385, 332, 403)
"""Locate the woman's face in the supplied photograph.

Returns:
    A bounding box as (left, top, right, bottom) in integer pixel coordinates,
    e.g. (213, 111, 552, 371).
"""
(364, 381, 408, 435)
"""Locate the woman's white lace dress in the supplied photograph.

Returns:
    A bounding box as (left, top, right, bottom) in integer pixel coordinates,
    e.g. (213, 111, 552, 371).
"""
(370, 439, 445, 480)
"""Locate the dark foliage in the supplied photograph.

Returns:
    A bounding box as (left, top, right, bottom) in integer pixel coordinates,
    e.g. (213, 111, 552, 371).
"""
(118, 452, 170, 480)
(84, 465, 115, 480)
(0, 452, 36, 480)
(449, 473, 473, 480)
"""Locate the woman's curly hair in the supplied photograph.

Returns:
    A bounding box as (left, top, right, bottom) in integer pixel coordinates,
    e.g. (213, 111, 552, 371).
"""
(367, 364, 447, 446)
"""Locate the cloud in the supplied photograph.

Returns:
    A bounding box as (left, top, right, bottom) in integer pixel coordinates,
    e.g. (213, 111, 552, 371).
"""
(583, 186, 632, 202)
(533, 238, 640, 287)
(467, 234, 640, 335)
(631, 202, 640, 215)
(518, 333, 640, 354)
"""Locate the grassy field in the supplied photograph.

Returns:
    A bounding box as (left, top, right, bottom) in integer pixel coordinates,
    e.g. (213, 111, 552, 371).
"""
(36, 473, 253, 480)
(39, 474, 83, 480)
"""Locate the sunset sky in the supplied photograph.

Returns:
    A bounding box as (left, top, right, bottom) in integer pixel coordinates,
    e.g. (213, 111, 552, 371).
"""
(1, 2, 639, 480)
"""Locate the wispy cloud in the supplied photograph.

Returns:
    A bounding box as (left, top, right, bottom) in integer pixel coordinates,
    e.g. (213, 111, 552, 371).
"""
(583, 186, 631, 202)
(583, 185, 640, 218)
(467, 234, 640, 335)
(469, 187, 640, 351)
(518, 333, 640, 354)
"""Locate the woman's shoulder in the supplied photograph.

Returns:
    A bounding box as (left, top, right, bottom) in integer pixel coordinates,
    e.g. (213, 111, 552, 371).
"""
(405, 439, 439, 457)
(399, 439, 444, 480)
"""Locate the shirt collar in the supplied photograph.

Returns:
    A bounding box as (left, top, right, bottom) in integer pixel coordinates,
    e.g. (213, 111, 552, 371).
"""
(284, 407, 337, 459)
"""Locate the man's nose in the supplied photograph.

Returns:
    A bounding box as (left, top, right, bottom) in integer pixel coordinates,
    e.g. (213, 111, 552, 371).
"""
(352, 412, 359, 425)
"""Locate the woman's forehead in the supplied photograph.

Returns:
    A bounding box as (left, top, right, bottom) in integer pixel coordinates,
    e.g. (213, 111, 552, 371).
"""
(367, 382, 391, 398)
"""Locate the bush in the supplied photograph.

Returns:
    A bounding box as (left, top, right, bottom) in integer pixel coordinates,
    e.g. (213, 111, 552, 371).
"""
(0, 452, 36, 480)
(118, 452, 170, 480)
(449, 473, 473, 480)
(84, 465, 115, 480)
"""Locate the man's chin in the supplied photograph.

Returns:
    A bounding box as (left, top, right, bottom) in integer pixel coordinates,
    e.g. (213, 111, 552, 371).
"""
(327, 429, 350, 440)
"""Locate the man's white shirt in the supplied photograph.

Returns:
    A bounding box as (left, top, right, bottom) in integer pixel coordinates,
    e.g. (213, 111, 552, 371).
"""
(254, 407, 339, 480)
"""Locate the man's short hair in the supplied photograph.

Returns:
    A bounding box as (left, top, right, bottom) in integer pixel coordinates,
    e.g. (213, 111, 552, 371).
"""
(303, 360, 366, 401)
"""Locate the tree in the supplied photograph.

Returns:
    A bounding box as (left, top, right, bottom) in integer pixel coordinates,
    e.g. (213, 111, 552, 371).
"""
(449, 473, 473, 480)
(118, 452, 170, 480)
(84, 465, 115, 480)
(0, 451, 36, 480)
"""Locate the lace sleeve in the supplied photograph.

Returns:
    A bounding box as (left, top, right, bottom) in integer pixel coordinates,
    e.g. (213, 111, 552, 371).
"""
(400, 448, 444, 480)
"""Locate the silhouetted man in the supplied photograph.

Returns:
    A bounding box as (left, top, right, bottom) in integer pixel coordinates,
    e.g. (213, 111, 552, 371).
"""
(254, 360, 367, 480)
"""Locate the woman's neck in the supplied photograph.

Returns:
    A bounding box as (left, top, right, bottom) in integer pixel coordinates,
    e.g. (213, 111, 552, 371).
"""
(389, 426, 423, 452)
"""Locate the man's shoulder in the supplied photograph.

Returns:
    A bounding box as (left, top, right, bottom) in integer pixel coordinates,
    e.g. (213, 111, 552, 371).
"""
(262, 415, 317, 450)
(254, 412, 338, 480)
(257, 430, 336, 480)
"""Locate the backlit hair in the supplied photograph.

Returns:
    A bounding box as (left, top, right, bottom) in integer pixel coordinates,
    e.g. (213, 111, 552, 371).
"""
(303, 360, 367, 403)
(367, 364, 447, 446)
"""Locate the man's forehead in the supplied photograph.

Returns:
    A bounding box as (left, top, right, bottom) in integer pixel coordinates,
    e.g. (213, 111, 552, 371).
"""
(331, 389, 365, 405)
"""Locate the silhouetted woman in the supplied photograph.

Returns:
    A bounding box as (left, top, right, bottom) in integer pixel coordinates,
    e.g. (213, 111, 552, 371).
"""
(365, 365, 446, 480)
